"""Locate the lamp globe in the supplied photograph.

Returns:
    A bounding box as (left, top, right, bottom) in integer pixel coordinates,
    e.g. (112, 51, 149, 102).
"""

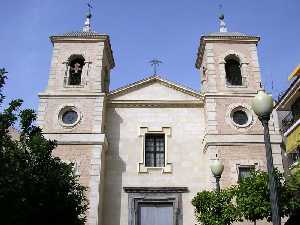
(210, 159, 224, 177)
(252, 90, 273, 117)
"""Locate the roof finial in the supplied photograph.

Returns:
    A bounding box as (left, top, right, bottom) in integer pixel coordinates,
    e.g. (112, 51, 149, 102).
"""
(83, 0, 93, 32)
(218, 4, 227, 32)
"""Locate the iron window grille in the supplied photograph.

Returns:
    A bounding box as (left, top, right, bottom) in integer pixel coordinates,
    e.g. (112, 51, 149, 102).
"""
(145, 134, 165, 167)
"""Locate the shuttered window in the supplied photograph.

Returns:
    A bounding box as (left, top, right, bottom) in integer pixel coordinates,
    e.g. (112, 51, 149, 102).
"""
(145, 134, 165, 167)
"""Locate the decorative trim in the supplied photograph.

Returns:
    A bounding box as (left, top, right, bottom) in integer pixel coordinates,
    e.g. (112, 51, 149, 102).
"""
(138, 127, 172, 173)
(234, 162, 260, 183)
(108, 100, 203, 108)
(195, 36, 260, 69)
(123, 187, 189, 193)
(108, 75, 202, 99)
(218, 50, 249, 89)
(57, 104, 82, 128)
(202, 134, 283, 151)
(125, 188, 186, 225)
(225, 103, 256, 131)
(38, 92, 105, 98)
(43, 133, 108, 146)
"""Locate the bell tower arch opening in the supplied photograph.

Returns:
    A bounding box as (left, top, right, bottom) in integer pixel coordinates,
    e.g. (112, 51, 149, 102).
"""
(224, 54, 242, 86)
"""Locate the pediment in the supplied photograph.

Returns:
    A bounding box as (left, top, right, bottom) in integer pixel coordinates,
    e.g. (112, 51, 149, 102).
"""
(109, 76, 201, 101)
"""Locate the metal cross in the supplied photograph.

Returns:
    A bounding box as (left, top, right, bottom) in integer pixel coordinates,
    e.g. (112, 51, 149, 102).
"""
(149, 59, 162, 75)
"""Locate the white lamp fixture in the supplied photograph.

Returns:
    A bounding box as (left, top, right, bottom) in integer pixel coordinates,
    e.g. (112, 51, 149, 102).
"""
(251, 90, 273, 118)
(210, 159, 224, 177)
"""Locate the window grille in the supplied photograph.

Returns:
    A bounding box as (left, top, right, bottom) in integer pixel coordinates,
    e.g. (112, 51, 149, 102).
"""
(145, 134, 165, 167)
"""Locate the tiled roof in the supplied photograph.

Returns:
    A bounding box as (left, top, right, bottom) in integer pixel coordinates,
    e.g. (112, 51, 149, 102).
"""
(51, 31, 103, 38)
(204, 32, 258, 38)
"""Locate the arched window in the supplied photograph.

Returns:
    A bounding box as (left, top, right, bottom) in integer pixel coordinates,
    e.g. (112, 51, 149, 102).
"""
(225, 55, 242, 86)
(68, 55, 85, 85)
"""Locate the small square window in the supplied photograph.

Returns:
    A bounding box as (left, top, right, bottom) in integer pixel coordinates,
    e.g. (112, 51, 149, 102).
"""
(145, 133, 165, 167)
(238, 165, 255, 182)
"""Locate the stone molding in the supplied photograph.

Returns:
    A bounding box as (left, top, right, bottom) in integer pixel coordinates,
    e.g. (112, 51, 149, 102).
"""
(195, 36, 260, 69)
(123, 187, 189, 193)
(124, 187, 187, 225)
(225, 103, 257, 131)
(57, 104, 83, 129)
(204, 93, 258, 98)
(203, 134, 283, 151)
(218, 49, 249, 89)
(109, 75, 202, 99)
(38, 92, 105, 98)
(108, 100, 203, 108)
(138, 127, 172, 173)
(44, 133, 108, 146)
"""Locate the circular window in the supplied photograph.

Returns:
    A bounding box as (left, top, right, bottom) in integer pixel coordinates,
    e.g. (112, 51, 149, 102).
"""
(232, 110, 248, 125)
(62, 110, 78, 125)
(58, 106, 81, 128)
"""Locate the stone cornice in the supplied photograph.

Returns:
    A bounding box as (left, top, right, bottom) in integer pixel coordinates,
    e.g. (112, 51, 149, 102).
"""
(195, 35, 260, 69)
(50, 34, 115, 69)
(203, 134, 282, 152)
(108, 100, 203, 108)
(43, 133, 108, 147)
(38, 92, 106, 98)
(109, 75, 202, 99)
(123, 187, 189, 193)
(203, 92, 258, 98)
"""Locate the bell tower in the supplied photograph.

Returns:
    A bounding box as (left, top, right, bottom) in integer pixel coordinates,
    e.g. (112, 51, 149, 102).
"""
(196, 15, 283, 188)
(37, 7, 115, 225)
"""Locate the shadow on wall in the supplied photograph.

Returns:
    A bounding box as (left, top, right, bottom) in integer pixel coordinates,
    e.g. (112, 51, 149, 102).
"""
(103, 108, 126, 225)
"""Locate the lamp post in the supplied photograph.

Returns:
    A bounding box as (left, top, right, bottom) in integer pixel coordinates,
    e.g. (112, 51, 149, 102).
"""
(210, 158, 224, 192)
(252, 90, 281, 225)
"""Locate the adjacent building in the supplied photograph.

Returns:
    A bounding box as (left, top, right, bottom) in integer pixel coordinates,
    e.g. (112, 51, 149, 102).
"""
(275, 66, 300, 173)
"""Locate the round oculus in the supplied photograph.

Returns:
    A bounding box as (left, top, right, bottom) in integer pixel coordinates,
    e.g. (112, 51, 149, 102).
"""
(61, 110, 78, 125)
(232, 110, 248, 125)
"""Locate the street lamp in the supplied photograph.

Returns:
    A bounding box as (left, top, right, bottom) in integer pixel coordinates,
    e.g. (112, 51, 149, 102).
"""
(252, 90, 281, 225)
(210, 158, 224, 192)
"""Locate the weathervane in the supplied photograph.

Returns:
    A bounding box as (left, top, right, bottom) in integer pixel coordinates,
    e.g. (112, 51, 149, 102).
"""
(149, 59, 162, 75)
(218, 4, 227, 32)
(87, 0, 93, 17)
(83, 0, 93, 32)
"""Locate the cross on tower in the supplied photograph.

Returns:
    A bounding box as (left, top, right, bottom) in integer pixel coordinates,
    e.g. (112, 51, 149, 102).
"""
(149, 59, 162, 75)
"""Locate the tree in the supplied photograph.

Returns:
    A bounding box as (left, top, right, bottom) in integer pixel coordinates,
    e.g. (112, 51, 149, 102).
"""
(0, 68, 88, 225)
(284, 162, 300, 225)
(235, 169, 300, 225)
(192, 188, 241, 225)
(235, 170, 273, 225)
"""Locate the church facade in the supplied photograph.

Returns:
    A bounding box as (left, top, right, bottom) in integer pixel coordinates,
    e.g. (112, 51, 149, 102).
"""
(37, 15, 283, 225)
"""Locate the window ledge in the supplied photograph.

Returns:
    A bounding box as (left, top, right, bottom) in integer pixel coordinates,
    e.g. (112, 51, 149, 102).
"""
(226, 84, 247, 88)
(138, 163, 172, 174)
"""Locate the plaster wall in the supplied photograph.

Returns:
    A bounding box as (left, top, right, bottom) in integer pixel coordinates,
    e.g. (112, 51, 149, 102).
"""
(104, 106, 206, 225)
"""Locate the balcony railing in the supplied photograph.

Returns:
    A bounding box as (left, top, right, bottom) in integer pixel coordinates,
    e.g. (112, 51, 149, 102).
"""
(281, 111, 299, 134)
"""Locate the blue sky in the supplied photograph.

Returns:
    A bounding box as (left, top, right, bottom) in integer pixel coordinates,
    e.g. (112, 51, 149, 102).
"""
(0, 0, 299, 111)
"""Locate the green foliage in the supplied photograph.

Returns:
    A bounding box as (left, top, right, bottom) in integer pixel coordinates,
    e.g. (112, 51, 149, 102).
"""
(192, 188, 241, 225)
(235, 170, 272, 223)
(193, 168, 300, 225)
(284, 165, 300, 225)
(236, 169, 299, 223)
(0, 69, 88, 225)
